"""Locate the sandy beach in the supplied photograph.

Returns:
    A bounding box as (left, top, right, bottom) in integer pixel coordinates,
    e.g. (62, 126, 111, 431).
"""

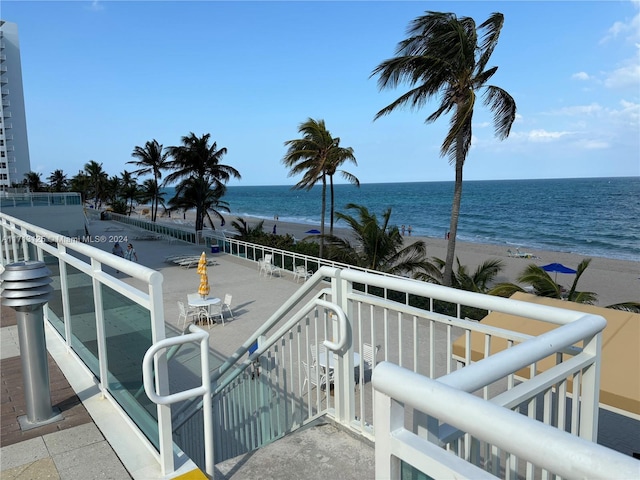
(149, 209, 639, 308)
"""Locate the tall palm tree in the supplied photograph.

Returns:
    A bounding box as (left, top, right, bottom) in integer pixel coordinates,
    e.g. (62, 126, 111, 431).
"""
(282, 118, 356, 257)
(138, 179, 166, 217)
(23, 171, 44, 192)
(119, 170, 139, 216)
(323, 203, 428, 276)
(371, 11, 516, 287)
(166, 133, 240, 232)
(47, 169, 68, 192)
(128, 139, 170, 222)
(167, 177, 231, 230)
(83, 160, 108, 208)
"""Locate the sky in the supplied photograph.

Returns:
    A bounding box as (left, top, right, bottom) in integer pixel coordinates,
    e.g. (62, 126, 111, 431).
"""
(2, 1, 639, 186)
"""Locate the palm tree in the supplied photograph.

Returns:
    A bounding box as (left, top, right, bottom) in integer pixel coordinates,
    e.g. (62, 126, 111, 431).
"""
(23, 171, 44, 192)
(166, 133, 240, 232)
(372, 11, 516, 287)
(47, 169, 68, 192)
(128, 139, 170, 222)
(282, 118, 356, 257)
(83, 160, 108, 208)
(417, 256, 505, 293)
(138, 179, 166, 217)
(167, 177, 231, 230)
(323, 203, 428, 276)
(69, 171, 91, 204)
(230, 217, 265, 242)
(119, 170, 139, 216)
(489, 259, 640, 313)
(489, 259, 597, 303)
(104, 175, 122, 206)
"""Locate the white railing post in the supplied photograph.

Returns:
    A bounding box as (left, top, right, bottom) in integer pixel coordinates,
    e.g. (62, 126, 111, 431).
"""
(578, 332, 602, 441)
(374, 387, 402, 480)
(331, 270, 356, 424)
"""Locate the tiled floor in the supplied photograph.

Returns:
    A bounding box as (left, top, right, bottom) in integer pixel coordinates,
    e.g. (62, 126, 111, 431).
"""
(0, 305, 131, 479)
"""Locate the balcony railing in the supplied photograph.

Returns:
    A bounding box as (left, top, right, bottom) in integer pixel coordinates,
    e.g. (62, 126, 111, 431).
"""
(164, 264, 620, 479)
(0, 212, 178, 476)
(0, 192, 82, 208)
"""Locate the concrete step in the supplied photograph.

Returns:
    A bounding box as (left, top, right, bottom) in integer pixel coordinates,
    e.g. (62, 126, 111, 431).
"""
(215, 419, 375, 480)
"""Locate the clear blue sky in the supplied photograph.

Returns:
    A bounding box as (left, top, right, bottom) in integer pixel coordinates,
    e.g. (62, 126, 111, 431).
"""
(3, 1, 639, 186)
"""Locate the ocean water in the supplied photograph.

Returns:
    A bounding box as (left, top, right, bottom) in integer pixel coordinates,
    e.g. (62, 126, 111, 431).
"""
(165, 177, 640, 262)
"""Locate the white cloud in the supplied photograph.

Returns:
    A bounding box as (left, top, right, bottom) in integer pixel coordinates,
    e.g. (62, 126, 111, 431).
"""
(603, 61, 640, 89)
(510, 129, 573, 142)
(572, 71, 591, 81)
(550, 103, 603, 116)
(600, 10, 640, 44)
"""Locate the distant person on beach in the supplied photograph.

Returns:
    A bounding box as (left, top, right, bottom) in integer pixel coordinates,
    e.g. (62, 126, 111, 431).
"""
(273, 224, 277, 234)
(408, 225, 412, 236)
(124, 243, 138, 262)
(401, 225, 405, 236)
(112, 242, 124, 258)
(112, 242, 124, 273)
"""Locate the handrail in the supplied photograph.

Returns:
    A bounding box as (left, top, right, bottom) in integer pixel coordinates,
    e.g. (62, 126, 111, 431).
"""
(142, 324, 215, 476)
(143, 325, 210, 405)
(439, 312, 605, 393)
(372, 362, 638, 480)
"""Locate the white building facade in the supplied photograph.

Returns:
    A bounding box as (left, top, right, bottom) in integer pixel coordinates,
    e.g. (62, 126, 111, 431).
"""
(0, 20, 31, 190)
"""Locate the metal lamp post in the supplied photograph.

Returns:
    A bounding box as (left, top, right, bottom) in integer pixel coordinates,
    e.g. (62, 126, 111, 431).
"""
(1, 260, 63, 429)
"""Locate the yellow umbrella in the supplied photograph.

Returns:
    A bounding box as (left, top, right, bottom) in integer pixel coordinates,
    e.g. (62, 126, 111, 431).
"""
(197, 252, 210, 298)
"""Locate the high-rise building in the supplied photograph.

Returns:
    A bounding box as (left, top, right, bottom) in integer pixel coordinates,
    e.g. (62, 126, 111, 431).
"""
(0, 20, 31, 190)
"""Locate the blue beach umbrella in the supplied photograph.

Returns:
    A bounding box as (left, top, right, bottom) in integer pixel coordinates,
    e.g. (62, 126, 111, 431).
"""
(305, 229, 321, 234)
(541, 263, 577, 282)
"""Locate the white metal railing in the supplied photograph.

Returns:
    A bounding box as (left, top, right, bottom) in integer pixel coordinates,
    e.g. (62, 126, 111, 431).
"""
(107, 213, 397, 284)
(0, 191, 82, 207)
(373, 362, 638, 480)
(0, 212, 176, 476)
(167, 265, 612, 477)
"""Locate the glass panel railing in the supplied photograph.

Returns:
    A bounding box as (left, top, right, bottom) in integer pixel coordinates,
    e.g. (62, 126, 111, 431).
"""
(102, 284, 159, 448)
(401, 461, 434, 480)
(66, 265, 100, 377)
(43, 251, 65, 337)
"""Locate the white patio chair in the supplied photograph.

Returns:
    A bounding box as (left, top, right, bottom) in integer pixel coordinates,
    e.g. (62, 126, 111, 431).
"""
(177, 301, 199, 329)
(293, 265, 312, 283)
(202, 302, 225, 326)
(259, 254, 280, 277)
(362, 343, 380, 372)
(221, 294, 234, 320)
(301, 361, 327, 396)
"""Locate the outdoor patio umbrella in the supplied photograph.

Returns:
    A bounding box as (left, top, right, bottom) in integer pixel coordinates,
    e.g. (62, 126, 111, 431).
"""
(541, 263, 577, 282)
(197, 252, 210, 298)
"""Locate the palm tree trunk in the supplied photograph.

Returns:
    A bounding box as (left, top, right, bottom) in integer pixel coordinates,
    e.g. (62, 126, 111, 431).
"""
(319, 176, 327, 258)
(443, 136, 465, 287)
(329, 176, 335, 236)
